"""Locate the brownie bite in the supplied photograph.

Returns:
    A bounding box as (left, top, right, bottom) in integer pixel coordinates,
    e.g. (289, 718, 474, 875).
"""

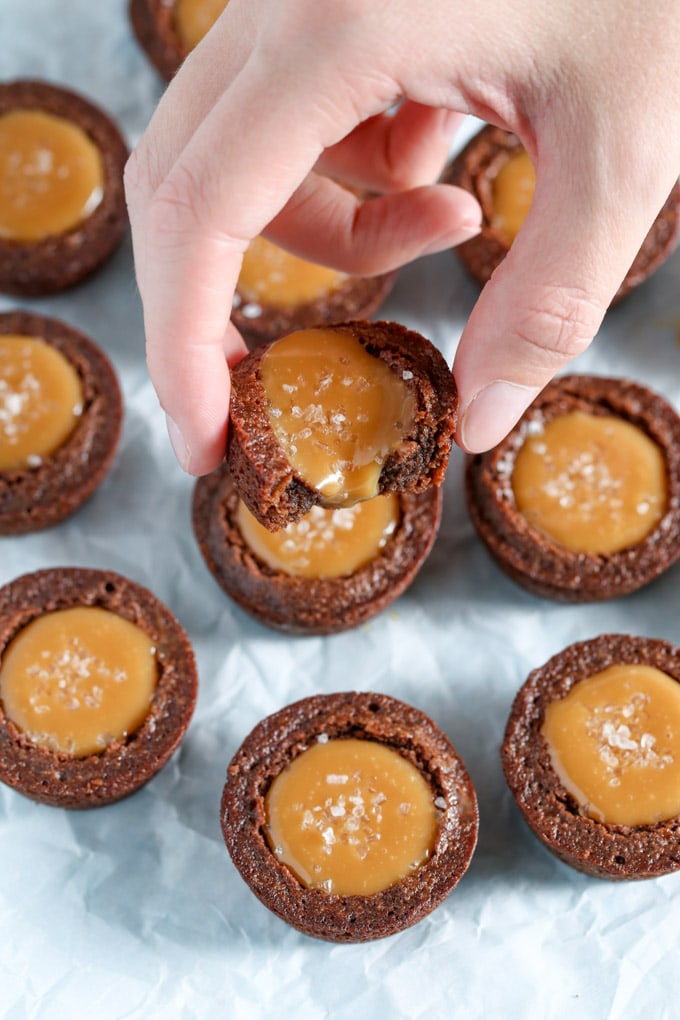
(466, 374, 680, 601)
(129, 0, 227, 80)
(192, 463, 442, 634)
(0, 81, 129, 296)
(443, 124, 680, 302)
(0, 567, 198, 809)
(502, 634, 680, 879)
(227, 320, 458, 531)
(221, 691, 479, 941)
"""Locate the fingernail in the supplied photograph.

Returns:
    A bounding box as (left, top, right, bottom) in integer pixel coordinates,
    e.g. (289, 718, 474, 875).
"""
(165, 414, 192, 472)
(422, 217, 481, 256)
(459, 380, 540, 452)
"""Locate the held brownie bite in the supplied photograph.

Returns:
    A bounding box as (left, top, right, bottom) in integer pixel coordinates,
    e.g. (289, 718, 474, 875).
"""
(0, 81, 128, 296)
(502, 634, 680, 879)
(442, 124, 680, 302)
(465, 374, 680, 601)
(129, 0, 228, 80)
(192, 463, 442, 635)
(221, 692, 479, 941)
(227, 320, 458, 531)
(0, 310, 122, 535)
(0, 567, 198, 808)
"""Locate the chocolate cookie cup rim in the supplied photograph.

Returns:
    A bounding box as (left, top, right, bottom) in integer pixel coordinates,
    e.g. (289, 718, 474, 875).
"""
(0, 310, 123, 535)
(465, 373, 680, 602)
(227, 319, 458, 532)
(191, 465, 443, 635)
(0, 80, 129, 296)
(501, 633, 680, 879)
(0, 567, 198, 809)
(221, 691, 479, 942)
(232, 269, 399, 349)
(129, 0, 189, 81)
(442, 124, 680, 304)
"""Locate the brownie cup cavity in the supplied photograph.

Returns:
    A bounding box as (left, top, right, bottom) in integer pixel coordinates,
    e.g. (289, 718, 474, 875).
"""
(0, 568, 198, 808)
(129, 0, 228, 80)
(466, 374, 680, 601)
(0, 81, 129, 296)
(0, 310, 122, 535)
(221, 692, 479, 941)
(227, 320, 457, 531)
(443, 124, 680, 302)
(502, 634, 680, 879)
(192, 463, 442, 634)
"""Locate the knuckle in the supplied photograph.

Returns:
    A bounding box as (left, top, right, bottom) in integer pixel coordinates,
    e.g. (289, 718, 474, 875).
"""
(513, 285, 603, 366)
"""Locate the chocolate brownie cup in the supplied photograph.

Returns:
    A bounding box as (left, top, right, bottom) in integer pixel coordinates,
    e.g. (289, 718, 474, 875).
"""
(466, 374, 680, 602)
(0, 310, 122, 535)
(0, 80, 128, 296)
(442, 124, 680, 303)
(227, 320, 457, 531)
(129, 0, 227, 80)
(502, 634, 680, 879)
(0, 567, 198, 809)
(221, 691, 478, 941)
(192, 463, 442, 634)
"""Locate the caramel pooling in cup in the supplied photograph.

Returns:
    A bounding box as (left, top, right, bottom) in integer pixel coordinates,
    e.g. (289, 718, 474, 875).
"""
(511, 411, 667, 554)
(265, 737, 439, 896)
(0, 335, 83, 471)
(541, 664, 680, 826)
(0, 607, 157, 757)
(491, 148, 535, 245)
(0, 110, 104, 242)
(237, 236, 347, 311)
(260, 327, 416, 506)
(173, 0, 229, 50)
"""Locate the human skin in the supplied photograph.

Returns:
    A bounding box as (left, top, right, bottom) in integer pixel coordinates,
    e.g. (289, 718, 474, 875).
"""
(125, 0, 680, 476)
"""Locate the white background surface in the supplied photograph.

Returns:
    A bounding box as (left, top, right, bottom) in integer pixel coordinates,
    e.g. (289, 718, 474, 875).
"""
(2, 2, 680, 1017)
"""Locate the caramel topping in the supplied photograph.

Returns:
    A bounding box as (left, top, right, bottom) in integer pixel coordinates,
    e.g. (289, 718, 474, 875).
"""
(260, 328, 417, 506)
(237, 236, 347, 311)
(173, 0, 229, 50)
(265, 737, 438, 896)
(541, 664, 680, 826)
(0, 110, 104, 242)
(0, 608, 157, 757)
(512, 411, 667, 554)
(0, 335, 83, 471)
(236, 493, 399, 578)
(491, 148, 535, 245)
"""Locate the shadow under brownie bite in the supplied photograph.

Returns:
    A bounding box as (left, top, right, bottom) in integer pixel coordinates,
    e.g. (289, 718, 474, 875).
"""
(465, 373, 680, 602)
(502, 634, 680, 880)
(221, 691, 479, 941)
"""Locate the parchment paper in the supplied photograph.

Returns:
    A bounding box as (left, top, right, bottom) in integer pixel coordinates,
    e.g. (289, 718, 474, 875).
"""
(2, 3, 680, 1017)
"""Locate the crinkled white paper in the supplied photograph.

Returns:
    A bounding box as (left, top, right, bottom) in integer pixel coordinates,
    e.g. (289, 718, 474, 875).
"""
(2, 3, 680, 1018)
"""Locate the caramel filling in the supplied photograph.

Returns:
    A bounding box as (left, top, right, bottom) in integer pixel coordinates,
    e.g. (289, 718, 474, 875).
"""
(511, 411, 667, 554)
(0, 607, 157, 757)
(236, 236, 347, 311)
(236, 493, 399, 578)
(541, 664, 680, 826)
(491, 148, 535, 245)
(173, 0, 229, 50)
(265, 737, 438, 896)
(260, 328, 416, 506)
(0, 110, 104, 242)
(0, 335, 83, 471)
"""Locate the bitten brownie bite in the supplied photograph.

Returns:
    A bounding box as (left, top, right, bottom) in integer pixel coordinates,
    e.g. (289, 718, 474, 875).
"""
(0, 310, 122, 535)
(465, 374, 680, 602)
(227, 320, 458, 531)
(129, 0, 228, 80)
(502, 634, 680, 879)
(0, 81, 129, 296)
(0, 567, 198, 808)
(221, 692, 479, 941)
(442, 124, 680, 302)
(192, 464, 442, 634)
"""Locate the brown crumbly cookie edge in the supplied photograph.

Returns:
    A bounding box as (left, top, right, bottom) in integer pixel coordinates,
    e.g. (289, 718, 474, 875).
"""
(0, 567, 198, 808)
(0, 80, 129, 296)
(0, 310, 123, 535)
(129, 0, 186, 81)
(501, 633, 680, 879)
(465, 373, 680, 602)
(221, 691, 479, 941)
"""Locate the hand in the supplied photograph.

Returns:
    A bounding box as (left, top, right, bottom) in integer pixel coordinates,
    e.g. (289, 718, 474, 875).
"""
(125, 0, 680, 474)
